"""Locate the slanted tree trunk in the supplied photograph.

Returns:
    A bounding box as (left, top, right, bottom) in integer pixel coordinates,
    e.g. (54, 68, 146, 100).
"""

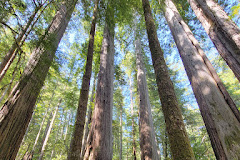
(22, 104, 51, 160)
(0, 52, 21, 104)
(129, 78, 137, 160)
(136, 37, 159, 160)
(188, 0, 240, 82)
(0, 1, 78, 159)
(38, 100, 61, 160)
(141, 0, 195, 159)
(50, 109, 65, 159)
(28, 91, 56, 159)
(68, 1, 99, 159)
(61, 111, 72, 158)
(164, 0, 240, 159)
(85, 4, 115, 159)
(81, 75, 97, 159)
(171, 1, 240, 123)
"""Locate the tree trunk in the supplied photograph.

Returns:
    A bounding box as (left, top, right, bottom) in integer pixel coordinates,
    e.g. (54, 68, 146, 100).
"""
(38, 101, 60, 160)
(68, 1, 99, 159)
(50, 109, 65, 159)
(22, 104, 50, 160)
(188, 0, 240, 82)
(81, 75, 97, 159)
(119, 101, 123, 160)
(86, 5, 115, 159)
(0, 1, 77, 159)
(129, 78, 137, 160)
(141, 0, 195, 159)
(136, 37, 159, 160)
(83, 108, 95, 160)
(164, 0, 240, 159)
(0, 52, 21, 104)
(61, 112, 72, 158)
(163, 130, 168, 160)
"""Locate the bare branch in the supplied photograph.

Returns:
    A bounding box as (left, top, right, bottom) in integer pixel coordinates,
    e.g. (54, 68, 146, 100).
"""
(0, 21, 18, 35)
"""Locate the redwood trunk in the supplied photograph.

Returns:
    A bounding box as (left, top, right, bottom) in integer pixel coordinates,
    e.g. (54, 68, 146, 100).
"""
(136, 37, 159, 160)
(164, 0, 240, 159)
(81, 75, 97, 159)
(68, 0, 99, 159)
(188, 0, 240, 82)
(86, 8, 115, 159)
(0, 1, 77, 159)
(141, 0, 195, 159)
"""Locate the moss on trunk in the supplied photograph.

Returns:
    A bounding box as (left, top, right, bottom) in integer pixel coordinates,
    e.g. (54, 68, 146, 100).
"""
(142, 0, 195, 159)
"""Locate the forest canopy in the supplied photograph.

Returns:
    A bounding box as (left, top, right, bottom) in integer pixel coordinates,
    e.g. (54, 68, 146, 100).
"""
(0, 0, 240, 159)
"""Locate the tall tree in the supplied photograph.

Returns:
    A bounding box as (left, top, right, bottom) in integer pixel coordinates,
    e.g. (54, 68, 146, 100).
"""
(0, 0, 78, 159)
(119, 98, 123, 160)
(188, 0, 240, 82)
(68, 0, 99, 159)
(164, 0, 240, 159)
(141, 0, 195, 159)
(84, 3, 115, 159)
(135, 36, 159, 159)
(38, 100, 61, 160)
(22, 98, 52, 160)
(129, 77, 137, 160)
(122, 51, 138, 160)
(81, 75, 97, 159)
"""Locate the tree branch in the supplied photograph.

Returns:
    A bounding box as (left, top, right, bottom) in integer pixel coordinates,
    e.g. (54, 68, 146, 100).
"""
(0, 21, 18, 35)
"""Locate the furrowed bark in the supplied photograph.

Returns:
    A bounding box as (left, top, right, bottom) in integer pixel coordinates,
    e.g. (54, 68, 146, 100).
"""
(0, 1, 78, 159)
(188, 0, 240, 82)
(141, 0, 195, 159)
(68, 1, 99, 159)
(87, 5, 115, 159)
(136, 37, 159, 160)
(81, 75, 97, 159)
(164, 0, 240, 159)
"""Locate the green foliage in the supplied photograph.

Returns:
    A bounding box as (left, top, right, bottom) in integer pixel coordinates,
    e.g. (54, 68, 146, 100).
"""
(230, 2, 240, 19)
(2, 0, 240, 159)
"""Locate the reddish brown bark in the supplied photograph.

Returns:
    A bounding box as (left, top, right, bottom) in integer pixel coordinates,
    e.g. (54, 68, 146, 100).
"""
(85, 6, 115, 159)
(136, 37, 159, 160)
(0, 1, 78, 159)
(68, 0, 99, 159)
(81, 75, 97, 159)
